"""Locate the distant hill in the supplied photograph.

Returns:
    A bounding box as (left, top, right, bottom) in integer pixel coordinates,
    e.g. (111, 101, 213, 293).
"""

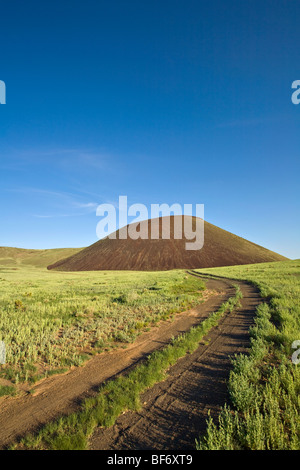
(48, 216, 288, 271)
(0, 247, 83, 268)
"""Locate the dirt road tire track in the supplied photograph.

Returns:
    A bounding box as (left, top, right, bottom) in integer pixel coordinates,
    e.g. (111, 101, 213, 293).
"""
(89, 279, 262, 450)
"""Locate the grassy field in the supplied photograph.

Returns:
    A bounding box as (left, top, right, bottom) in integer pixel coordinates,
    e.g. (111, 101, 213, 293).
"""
(0, 265, 205, 388)
(2, 259, 299, 450)
(194, 259, 300, 450)
(0, 246, 83, 268)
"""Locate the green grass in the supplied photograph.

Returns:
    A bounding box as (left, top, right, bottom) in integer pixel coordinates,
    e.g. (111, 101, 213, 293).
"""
(5, 257, 298, 450)
(0, 266, 205, 385)
(17, 287, 242, 450)
(194, 259, 300, 450)
(0, 246, 83, 268)
(0, 385, 15, 397)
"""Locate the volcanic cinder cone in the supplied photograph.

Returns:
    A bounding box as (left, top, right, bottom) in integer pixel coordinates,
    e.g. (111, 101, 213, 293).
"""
(48, 216, 288, 271)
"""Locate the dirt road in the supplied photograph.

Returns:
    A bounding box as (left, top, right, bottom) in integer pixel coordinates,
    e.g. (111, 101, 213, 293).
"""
(0, 277, 231, 449)
(89, 278, 261, 450)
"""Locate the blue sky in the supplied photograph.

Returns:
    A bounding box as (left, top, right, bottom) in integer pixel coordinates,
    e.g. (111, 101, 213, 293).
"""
(0, 0, 299, 258)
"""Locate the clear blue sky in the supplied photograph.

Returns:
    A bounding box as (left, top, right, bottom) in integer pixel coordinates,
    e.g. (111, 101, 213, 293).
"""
(0, 0, 299, 258)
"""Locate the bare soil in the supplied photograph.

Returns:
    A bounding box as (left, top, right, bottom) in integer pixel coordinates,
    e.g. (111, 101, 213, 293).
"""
(0, 278, 230, 449)
(48, 216, 287, 271)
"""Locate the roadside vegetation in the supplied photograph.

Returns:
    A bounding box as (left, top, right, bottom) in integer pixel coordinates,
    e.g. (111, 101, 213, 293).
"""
(15, 287, 242, 450)
(0, 385, 15, 397)
(0, 266, 205, 388)
(194, 259, 300, 450)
